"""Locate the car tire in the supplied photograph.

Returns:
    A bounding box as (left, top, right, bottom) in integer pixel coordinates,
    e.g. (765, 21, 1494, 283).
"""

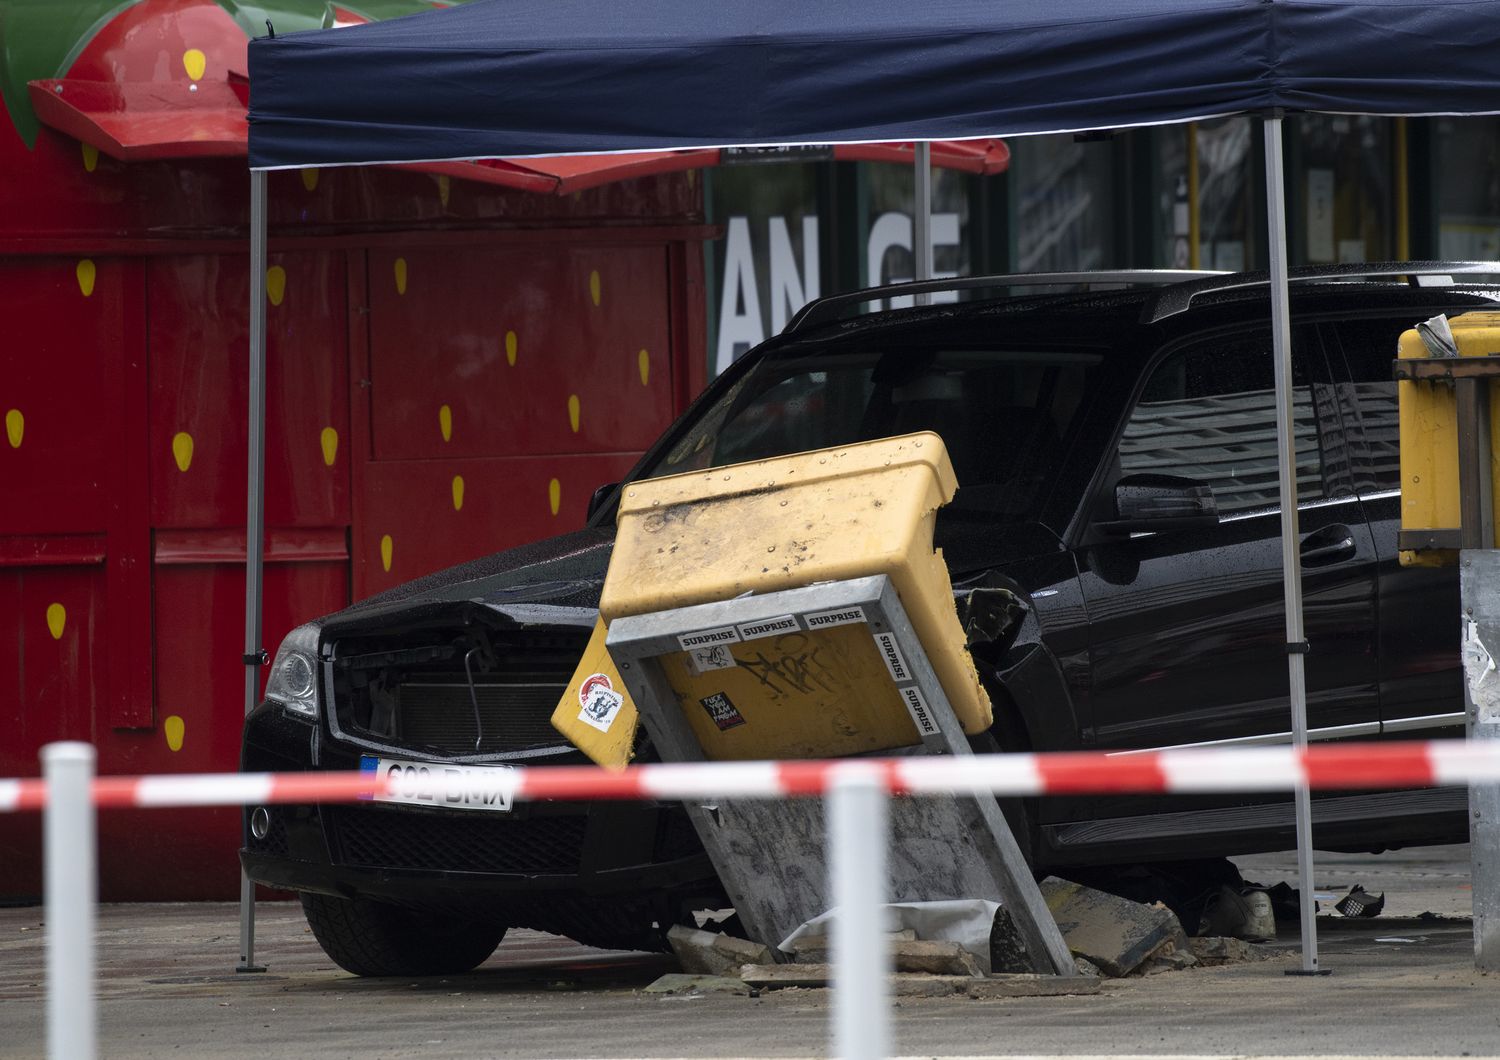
(300, 893, 505, 977)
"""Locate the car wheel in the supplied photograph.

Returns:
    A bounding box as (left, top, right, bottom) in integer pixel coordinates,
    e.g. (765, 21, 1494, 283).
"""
(299, 893, 505, 977)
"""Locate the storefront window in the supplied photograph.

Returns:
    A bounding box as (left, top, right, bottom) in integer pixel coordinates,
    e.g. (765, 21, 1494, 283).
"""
(1437, 117, 1500, 259)
(1293, 114, 1391, 264)
(862, 163, 971, 308)
(1154, 118, 1256, 271)
(1010, 135, 1114, 271)
(708, 162, 821, 375)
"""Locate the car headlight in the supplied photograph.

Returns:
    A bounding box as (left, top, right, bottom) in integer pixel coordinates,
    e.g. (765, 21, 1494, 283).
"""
(266, 623, 321, 719)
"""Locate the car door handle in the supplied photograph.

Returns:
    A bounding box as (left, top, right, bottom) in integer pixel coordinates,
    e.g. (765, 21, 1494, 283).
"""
(1300, 525, 1357, 565)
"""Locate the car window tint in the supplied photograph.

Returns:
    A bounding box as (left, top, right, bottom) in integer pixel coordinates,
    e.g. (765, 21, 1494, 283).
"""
(1327, 317, 1407, 495)
(1120, 332, 1336, 515)
(645, 345, 1102, 519)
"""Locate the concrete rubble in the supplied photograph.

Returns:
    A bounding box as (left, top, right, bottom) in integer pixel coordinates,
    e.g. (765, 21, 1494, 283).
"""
(648, 878, 1283, 997)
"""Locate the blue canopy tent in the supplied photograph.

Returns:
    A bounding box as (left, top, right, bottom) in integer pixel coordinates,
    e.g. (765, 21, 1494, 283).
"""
(239, 0, 1500, 992)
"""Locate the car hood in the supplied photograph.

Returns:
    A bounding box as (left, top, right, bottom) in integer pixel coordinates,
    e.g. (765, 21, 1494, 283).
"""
(326, 526, 617, 627)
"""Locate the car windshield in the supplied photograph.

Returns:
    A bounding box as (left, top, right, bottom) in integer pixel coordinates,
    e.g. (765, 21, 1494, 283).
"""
(640, 342, 1102, 519)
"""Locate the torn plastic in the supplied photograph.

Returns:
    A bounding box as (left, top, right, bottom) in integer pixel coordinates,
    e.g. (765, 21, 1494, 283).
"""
(777, 899, 1001, 974)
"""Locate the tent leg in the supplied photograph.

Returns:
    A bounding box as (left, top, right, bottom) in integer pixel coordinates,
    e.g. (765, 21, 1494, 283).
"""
(914, 141, 933, 304)
(238, 168, 269, 975)
(1262, 114, 1326, 977)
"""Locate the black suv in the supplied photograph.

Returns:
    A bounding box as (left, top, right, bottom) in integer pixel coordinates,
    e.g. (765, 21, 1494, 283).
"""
(243, 263, 1495, 976)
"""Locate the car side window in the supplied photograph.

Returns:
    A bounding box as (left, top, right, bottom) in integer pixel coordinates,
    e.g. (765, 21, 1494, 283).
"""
(1119, 330, 1342, 515)
(1325, 318, 1406, 495)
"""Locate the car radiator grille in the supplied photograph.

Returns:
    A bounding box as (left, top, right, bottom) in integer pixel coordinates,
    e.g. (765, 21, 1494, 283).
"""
(331, 805, 588, 875)
(395, 681, 566, 755)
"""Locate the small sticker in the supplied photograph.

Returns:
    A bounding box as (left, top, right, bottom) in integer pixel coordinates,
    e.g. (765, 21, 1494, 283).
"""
(899, 685, 938, 736)
(687, 644, 738, 674)
(577, 673, 625, 733)
(700, 691, 747, 732)
(678, 625, 741, 651)
(805, 606, 866, 630)
(737, 615, 800, 641)
(873, 632, 911, 683)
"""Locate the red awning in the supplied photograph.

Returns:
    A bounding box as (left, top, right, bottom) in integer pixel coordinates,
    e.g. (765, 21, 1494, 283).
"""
(31, 76, 1008, 193)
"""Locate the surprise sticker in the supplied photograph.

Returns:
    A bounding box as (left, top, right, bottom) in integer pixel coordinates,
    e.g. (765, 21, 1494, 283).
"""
(577, 672, 625, 733)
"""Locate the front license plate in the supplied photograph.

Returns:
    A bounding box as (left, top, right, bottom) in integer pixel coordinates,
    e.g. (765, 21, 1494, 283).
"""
(359, 756, 514, 813)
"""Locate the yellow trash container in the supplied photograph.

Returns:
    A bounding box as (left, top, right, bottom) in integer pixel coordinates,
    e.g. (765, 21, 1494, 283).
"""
(594, 431, 991, 761)
(1398, 311, 1500, 566)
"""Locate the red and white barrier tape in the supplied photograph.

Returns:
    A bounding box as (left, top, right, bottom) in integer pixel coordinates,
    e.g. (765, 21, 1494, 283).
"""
(3, 740, 1500, 812)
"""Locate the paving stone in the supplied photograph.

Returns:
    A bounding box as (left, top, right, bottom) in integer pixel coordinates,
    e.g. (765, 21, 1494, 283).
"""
(740, 964, 971, 995)
(668, 924, 773, 977)
(642, 973, 752, 996)
(1041, 877, 1191, 978)
(890, 940, 982, 976)
(967, 974, 1104, 998)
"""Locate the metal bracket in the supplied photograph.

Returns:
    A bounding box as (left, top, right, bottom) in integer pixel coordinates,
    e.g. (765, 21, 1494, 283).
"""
(242, 650, 269, 667)
(1286, 640, 1311, 655)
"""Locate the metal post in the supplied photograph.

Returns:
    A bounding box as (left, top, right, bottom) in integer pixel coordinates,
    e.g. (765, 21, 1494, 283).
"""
(44, 742, 96, 1060)
(1463, 551, 1500, 970)
(1263, 114, 1326, 976)
(238, 168, 269, 974)
(913, 142, 933, 305)
(830, 765, 890, 1060)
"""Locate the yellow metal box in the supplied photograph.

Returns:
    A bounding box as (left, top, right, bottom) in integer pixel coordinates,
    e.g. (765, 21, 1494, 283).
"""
(598, 431, 991, 756)
(1398, 311, 1500, 566)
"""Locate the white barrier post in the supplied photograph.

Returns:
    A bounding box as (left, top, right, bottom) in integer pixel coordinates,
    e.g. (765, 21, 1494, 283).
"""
(830, 765, 890, 1060)
(43, 742, 96, 1060)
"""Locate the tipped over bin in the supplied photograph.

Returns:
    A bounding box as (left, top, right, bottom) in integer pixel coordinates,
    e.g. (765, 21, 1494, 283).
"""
(596, 431, 991, 760)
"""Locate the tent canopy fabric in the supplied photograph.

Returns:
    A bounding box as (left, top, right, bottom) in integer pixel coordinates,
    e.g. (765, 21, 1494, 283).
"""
(247, 0, 1500, 170)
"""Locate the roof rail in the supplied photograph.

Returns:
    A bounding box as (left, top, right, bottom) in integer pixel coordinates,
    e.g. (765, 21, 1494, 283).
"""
(782, 270, 1225, 333)
(1140, 260, 1500, 322)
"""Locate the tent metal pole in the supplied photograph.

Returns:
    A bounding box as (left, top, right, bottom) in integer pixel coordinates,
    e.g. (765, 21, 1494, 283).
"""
(238, 168, 269, 975)
(1263, 114, 1324, 976)
(914, 142, 933, 305)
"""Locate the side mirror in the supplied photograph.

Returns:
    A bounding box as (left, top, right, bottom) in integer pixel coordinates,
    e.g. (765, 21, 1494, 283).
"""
(587, 481, 620, 522)
(1096, 473, 1218, 535)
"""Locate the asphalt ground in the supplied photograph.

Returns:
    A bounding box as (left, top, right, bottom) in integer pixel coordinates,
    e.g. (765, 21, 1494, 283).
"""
(0, 844, 1495, 1059)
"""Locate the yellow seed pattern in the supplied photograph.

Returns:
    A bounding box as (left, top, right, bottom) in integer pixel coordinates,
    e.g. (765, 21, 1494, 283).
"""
(320, 427, 338, 467)
(5, 409, 22, 448)
(76, 259, 95, 297)
(439, 404, 452, 442)
(568, 395, 581, 433)
(394, 257, 408, 295)
(301, 168, 319, 192)
(505, 331, 518, 366)
(380, 534, 393, 572)
(548, 478, 561, 516)
(81, 143, 98, 172)
(172, 432, 194, 472)
(164, 715, 185, 752)
(266, 265, 286, 307)
(182, 48, 206, 81)
(589, 270, 601, 306)
(46, 603, 65, 640)
(451, 475, 465, 511)
(638, 348, 650, 386)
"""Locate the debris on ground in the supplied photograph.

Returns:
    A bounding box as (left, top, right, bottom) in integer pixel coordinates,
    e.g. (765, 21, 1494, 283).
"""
(1187, 936, 1292, 966)
(1198, 884, 1276, 942)
(642, 973, 753, 996)
(1335, 885, 1386, 918)
(1041, 878, 1190, 978)
(666, 924, 773, 977)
